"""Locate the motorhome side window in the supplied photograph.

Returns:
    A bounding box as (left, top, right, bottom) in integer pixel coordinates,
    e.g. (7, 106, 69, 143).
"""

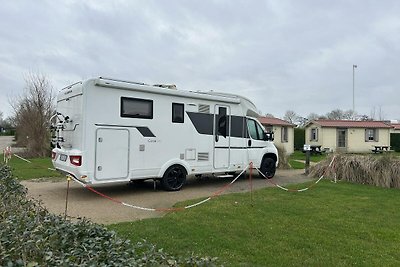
(172, 103, 184, 123)
(121, 97, 153, 119)
(246, 119, 264, 140)
(217, 107, 228, 137)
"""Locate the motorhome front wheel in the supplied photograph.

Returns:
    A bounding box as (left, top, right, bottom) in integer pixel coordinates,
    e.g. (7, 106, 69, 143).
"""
(260, 158, 276, 179)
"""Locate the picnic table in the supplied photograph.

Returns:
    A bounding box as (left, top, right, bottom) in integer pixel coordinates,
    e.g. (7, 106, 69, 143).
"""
(310, 145, 323, 155)
(372, 145, 391, 153)
(303, 145, 323, 155)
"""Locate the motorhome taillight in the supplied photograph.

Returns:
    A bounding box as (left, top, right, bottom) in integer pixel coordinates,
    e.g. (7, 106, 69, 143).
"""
(70, 155, 82, 166)
(51, 152, 56, 160)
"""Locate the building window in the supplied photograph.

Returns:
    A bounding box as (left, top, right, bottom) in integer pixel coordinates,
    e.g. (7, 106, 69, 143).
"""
(310, 128, 318, 141)
(121, 97, 153, 119)
(172, 103, 184, 123)
(365, 128, 378, 142)
(281, 126, 288, 143)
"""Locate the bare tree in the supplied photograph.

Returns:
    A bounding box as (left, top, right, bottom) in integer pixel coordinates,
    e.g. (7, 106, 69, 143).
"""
(369, 106, 385, 121)
(378, 106, 385, 121)
(307, 112, 325, 121)
(283, 110, 299, 124)
(326, 109, 344, 120)
(264, 113, 275, 118)
(11, 73, 55, 157)
(343, 109, 357, 120)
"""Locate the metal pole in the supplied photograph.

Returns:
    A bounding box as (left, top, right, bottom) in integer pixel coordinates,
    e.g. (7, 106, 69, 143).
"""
(64, 176, 71, 220)
(305, 150, 310, 175)
(353, 64, 357, 114)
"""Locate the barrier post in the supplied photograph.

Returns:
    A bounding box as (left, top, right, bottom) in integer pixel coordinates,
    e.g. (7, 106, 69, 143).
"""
(249, 162, 253, 207)
(64, 175, 71, 220)
(304, 144, 311, 175)
(4, 146, 12, 164)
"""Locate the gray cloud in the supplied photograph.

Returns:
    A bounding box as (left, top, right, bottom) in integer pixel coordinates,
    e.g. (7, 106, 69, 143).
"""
(0, 0, 399, 120)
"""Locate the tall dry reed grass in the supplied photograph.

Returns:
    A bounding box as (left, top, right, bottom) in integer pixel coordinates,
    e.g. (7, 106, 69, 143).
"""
(309, 154, 400, 189)
(276, 146, 290, 169)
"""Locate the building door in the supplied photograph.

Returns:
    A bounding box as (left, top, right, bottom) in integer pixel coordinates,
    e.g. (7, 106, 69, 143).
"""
(213, 105, 230, 169)
(337, 128, 347, 150)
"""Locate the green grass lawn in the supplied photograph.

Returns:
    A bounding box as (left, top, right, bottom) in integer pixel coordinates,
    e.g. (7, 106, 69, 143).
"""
(109, 181, 400, 266)
(288, 150, 327, 169)
(1, 153, 62, 180)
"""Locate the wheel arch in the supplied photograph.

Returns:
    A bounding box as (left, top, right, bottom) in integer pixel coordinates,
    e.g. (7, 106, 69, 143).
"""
(158, 159, 190, 178)
(262, 152, 278, 167)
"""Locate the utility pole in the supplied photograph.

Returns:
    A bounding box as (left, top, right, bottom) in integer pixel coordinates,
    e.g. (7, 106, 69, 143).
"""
(353, 64, 357, 115)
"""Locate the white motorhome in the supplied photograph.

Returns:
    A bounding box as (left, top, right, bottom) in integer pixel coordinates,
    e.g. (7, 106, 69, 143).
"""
(51, 77, 278, 191)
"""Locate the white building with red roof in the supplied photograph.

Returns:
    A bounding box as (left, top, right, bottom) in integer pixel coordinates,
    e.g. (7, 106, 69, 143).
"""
(390, 123, 400, 133)
(258, 117, 296, 154)
(305, 119, 392, 153)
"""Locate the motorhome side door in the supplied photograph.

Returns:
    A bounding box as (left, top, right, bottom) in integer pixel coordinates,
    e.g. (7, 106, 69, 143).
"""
(95, 128, 129, 181)
(213, 105, 231, 169)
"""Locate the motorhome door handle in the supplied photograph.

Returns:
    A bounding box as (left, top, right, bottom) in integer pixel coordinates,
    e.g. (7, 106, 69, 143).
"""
(248, 140, 252, 147)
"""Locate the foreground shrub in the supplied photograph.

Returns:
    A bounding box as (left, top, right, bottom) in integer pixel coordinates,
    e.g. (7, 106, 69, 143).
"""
(0, 164, 217, 266)
(310, 154, 400, 188)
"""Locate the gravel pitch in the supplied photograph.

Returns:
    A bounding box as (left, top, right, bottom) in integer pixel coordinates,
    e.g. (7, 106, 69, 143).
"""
(22, 169, 311, 224)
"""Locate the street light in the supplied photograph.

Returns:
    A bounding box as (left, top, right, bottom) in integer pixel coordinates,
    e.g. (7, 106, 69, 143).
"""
(353, 64, 357, 114)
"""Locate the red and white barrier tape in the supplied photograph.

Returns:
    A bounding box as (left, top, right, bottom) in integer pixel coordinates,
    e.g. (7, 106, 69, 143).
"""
(13, 154, 32, 163)
(68, 164, 250, 212)
(256, 156, 336, 192)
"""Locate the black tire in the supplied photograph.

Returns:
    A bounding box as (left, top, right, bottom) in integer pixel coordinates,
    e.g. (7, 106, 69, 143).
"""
(161, 165, 187, 191)
(260, 157, 276, 179)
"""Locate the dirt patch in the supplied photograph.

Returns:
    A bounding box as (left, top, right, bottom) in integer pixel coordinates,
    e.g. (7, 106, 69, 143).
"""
(22, 169, 311, 225)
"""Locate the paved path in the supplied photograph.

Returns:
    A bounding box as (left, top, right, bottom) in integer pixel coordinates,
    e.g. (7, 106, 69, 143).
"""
(22, 169, 311, 224)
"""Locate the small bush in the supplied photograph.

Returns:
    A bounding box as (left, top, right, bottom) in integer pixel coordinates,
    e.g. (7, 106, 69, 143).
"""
(309, 154, 400, 188)
(0, 164, 217, 266)
(276, 146, 290, 169)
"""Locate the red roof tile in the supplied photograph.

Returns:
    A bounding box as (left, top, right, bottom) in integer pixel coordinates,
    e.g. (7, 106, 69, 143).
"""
(310, 119, 391, 128)
(258, 117, 296, 127)
(390, 123, 400, 130)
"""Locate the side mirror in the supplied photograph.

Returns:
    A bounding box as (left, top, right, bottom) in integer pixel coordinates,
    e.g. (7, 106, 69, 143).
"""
(264, 132, 274, 141)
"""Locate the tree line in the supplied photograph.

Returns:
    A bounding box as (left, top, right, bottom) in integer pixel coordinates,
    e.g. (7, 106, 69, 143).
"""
(282, 109, 381, 127)
(1, 73, 54, 157)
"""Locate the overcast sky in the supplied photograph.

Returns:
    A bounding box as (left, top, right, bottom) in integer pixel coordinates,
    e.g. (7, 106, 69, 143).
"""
(1, 0, 399, 120)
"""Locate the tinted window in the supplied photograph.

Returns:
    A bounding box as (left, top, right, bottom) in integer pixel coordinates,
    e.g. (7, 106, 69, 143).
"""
(172, 103, 184, 123)
(231, 116, 248, 138)
(247, 119, 264, 140)
(217, 107, 228, 137)
(121, 97, 153, 119)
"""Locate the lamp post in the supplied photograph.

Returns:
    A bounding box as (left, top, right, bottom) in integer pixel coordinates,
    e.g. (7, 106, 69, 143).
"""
(353, 64, 357, 114)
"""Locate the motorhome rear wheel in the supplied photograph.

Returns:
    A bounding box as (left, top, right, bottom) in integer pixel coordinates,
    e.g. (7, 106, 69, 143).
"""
(161, 165, 187, 191)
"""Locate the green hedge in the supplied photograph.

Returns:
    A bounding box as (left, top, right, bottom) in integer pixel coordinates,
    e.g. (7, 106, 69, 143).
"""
(0, 165, 217, 266)
(390, 133, 400, 152)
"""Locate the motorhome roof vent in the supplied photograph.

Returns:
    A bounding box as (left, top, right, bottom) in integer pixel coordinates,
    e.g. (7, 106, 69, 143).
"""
(198, 104, 210, 114)
(153, 84, 177, 90)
